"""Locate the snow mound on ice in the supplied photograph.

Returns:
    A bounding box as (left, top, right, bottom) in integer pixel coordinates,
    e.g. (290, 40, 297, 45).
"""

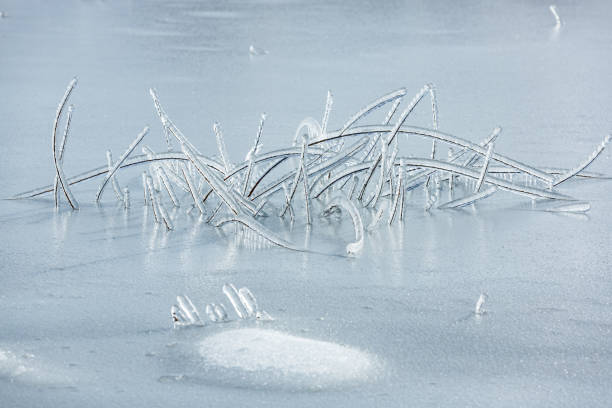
(198, 328, 380, 390)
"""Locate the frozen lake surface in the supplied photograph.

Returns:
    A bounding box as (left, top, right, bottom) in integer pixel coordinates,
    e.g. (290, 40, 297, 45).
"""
(1, 0, 612, 406)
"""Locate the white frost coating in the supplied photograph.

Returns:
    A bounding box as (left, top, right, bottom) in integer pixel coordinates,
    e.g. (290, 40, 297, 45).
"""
(0, 349, 67, 385)
(550, 5, 562, 29)
(475, 293, 488, 315)
(198, 329, 380, 389)
(322, 194, 364, 254)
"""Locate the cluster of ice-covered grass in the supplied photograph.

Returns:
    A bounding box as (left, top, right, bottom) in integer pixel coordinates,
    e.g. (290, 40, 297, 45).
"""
(12, 78, 610, 253)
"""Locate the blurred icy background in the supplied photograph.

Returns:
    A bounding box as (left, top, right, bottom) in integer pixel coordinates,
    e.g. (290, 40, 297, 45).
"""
(1, 0, 611, 406)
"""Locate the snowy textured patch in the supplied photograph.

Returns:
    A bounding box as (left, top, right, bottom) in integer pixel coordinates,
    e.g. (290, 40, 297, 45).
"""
(0, 348, 67, 385)
(198, 329, 381, 390)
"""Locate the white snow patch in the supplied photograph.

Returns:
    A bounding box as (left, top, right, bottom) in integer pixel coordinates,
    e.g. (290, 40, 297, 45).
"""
(198, 328, 381, 390)
(0, 348, 68, 385)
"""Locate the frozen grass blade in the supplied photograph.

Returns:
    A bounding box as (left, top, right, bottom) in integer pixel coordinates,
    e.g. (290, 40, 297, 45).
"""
(554, 135, 610, 186)
(106, 150, 123, 202)
(216, 214, 303, 251)
(180, 163, 205, 215)
(322, 194, 364, 254)
(438, 186, 497, 209)
(96, 126, 148, 202)
(214, 122, 232, 175)
(474, 142, 494, 192)
(53, 104, 73, 206)
(52, 78, 79, 209)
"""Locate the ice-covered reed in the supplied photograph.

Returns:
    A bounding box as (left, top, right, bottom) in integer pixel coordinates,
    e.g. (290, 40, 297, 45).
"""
(12, 80, 611, 253)
(549, 5, 562, 29)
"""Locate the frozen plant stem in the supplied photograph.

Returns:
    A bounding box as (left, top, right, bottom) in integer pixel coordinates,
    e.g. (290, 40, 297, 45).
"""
(96, 126, 149, 202)
(52, 78, 79, 210)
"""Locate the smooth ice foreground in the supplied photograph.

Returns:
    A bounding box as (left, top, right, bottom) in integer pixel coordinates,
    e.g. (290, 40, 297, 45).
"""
(198, 329, 380, 390)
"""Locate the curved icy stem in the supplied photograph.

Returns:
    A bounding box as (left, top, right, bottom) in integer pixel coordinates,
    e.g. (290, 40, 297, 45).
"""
(52, 78, 79, 209)
(437, 186, 497, 209)
(322, 193, 364, 254)
(53, 104, 73, 206)
(554, 134, 610, 186)
(96, 126, 148, 202)
(215, 214, 303, 251)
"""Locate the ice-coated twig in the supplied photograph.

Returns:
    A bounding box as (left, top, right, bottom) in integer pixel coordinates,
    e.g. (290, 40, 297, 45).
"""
(52, 78, 79, 209)
(53, 104, 73, 206)
(145, 175, 160, 223)
(214, 122, 232, 175)
(322, 125, 554, 183)
(367, 201, 387, 231)
(427, 83, 439, 160)
(156, 166, 180, 207)
(216, 214, 303, 251)
(96, 126, 148, 202)
(554, 135, 610, 186)
(438, 186, 497, 209)
(142, 172, 148, 204)
(336, 88, 407, 137)
(357, 84, 431, 200)
(243, 113, 266, 195)
(321, 90, 333, 137)
(205, 303, 229, 322)
(388, 162, 404, 224)
(106, 150, 123, 202)
(179, 140, 240, 215)
(180, 162, 205, 214)
(474, 142, 495, 192)
(322, 193, 364, 254)
(550, 5, 562, 29)
(123, 188, 130, 209)
(475, 293, 488, 315)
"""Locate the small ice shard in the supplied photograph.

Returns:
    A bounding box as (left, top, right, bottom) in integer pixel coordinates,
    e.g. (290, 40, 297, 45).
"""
(249, 44, 268, 56)
(545, 201, 590, 213)
(238, 287, 258, 317)
(205, 304, 219, 322)
(171, 295, 204, 328)
(223, 283, 247, 319)
(214, 303, 228, 321)
(123, 187, 130, 209)
(0, 11, 5, 18)
(475, 293, 488, 315)
(549, 5, 562, 29)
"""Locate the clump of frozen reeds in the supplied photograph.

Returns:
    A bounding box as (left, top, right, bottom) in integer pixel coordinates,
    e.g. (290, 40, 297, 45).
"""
(171, 284, 272, 328)
(12, 79, 611, 253)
